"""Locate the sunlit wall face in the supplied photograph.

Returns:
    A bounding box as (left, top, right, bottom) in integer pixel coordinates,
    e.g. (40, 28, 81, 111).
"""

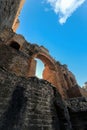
(35, 58, 44, 79)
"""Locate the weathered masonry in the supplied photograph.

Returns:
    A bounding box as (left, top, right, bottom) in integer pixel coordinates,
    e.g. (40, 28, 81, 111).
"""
(0, 0, 25, 31)
(0, 0, 87, 130)
(0, 29, 87, 99)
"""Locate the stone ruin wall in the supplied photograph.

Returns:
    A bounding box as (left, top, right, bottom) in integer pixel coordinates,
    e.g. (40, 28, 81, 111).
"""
(0, 66, 73, 130)
(0, 0, 25, 32)
(0, 29, 87, 99)
(0, 0, 87, 98)
(0, 1, 87, 130)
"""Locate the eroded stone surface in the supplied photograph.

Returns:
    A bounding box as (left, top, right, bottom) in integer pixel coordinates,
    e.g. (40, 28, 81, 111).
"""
(0, 29, 82, 99)
(0, 0, 87, 129)
(0, 0, 25, 31)
(0, 68, 72, 130)
(65, 98, 87, 129)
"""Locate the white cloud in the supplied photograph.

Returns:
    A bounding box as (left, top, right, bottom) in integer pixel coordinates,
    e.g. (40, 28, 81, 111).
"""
(46, 0, 86, 24)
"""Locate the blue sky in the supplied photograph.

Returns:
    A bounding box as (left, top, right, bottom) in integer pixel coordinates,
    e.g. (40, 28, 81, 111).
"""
(17, 0, 87, 86)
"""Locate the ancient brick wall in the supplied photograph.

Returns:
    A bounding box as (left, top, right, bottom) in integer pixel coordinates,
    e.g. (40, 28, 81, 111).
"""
(66, 97, 87, 129)
(0, 43, 30, 77)
(0, 1, 87, 129)
(0, 67, 72, 130)
(0, 0, 25, 31)
(0, 43, 87, 129)
(67, 85, 87, 98)
(0, 29, 86, 99)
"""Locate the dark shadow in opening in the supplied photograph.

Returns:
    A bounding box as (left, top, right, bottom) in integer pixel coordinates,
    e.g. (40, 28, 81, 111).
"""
(68, 108, 87, 130)
(0, 86, 27, 130)
(10, 41, 20, 50)
(53, 88, 72, 130)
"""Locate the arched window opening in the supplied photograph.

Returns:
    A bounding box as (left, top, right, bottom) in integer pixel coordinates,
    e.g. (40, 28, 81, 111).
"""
(35, 58, 44, 79)
(10, 41, 20, 50)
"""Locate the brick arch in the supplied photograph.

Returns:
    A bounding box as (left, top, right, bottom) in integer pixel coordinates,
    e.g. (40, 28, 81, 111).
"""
(28, 50, 58, 88)
(27, 45, 70, 98)
(35, 53, 56, 70)
(39, 54, 58, 86)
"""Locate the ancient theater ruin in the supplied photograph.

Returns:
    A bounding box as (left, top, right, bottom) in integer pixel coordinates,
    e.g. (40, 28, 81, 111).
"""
(0, 0, 87, 130)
